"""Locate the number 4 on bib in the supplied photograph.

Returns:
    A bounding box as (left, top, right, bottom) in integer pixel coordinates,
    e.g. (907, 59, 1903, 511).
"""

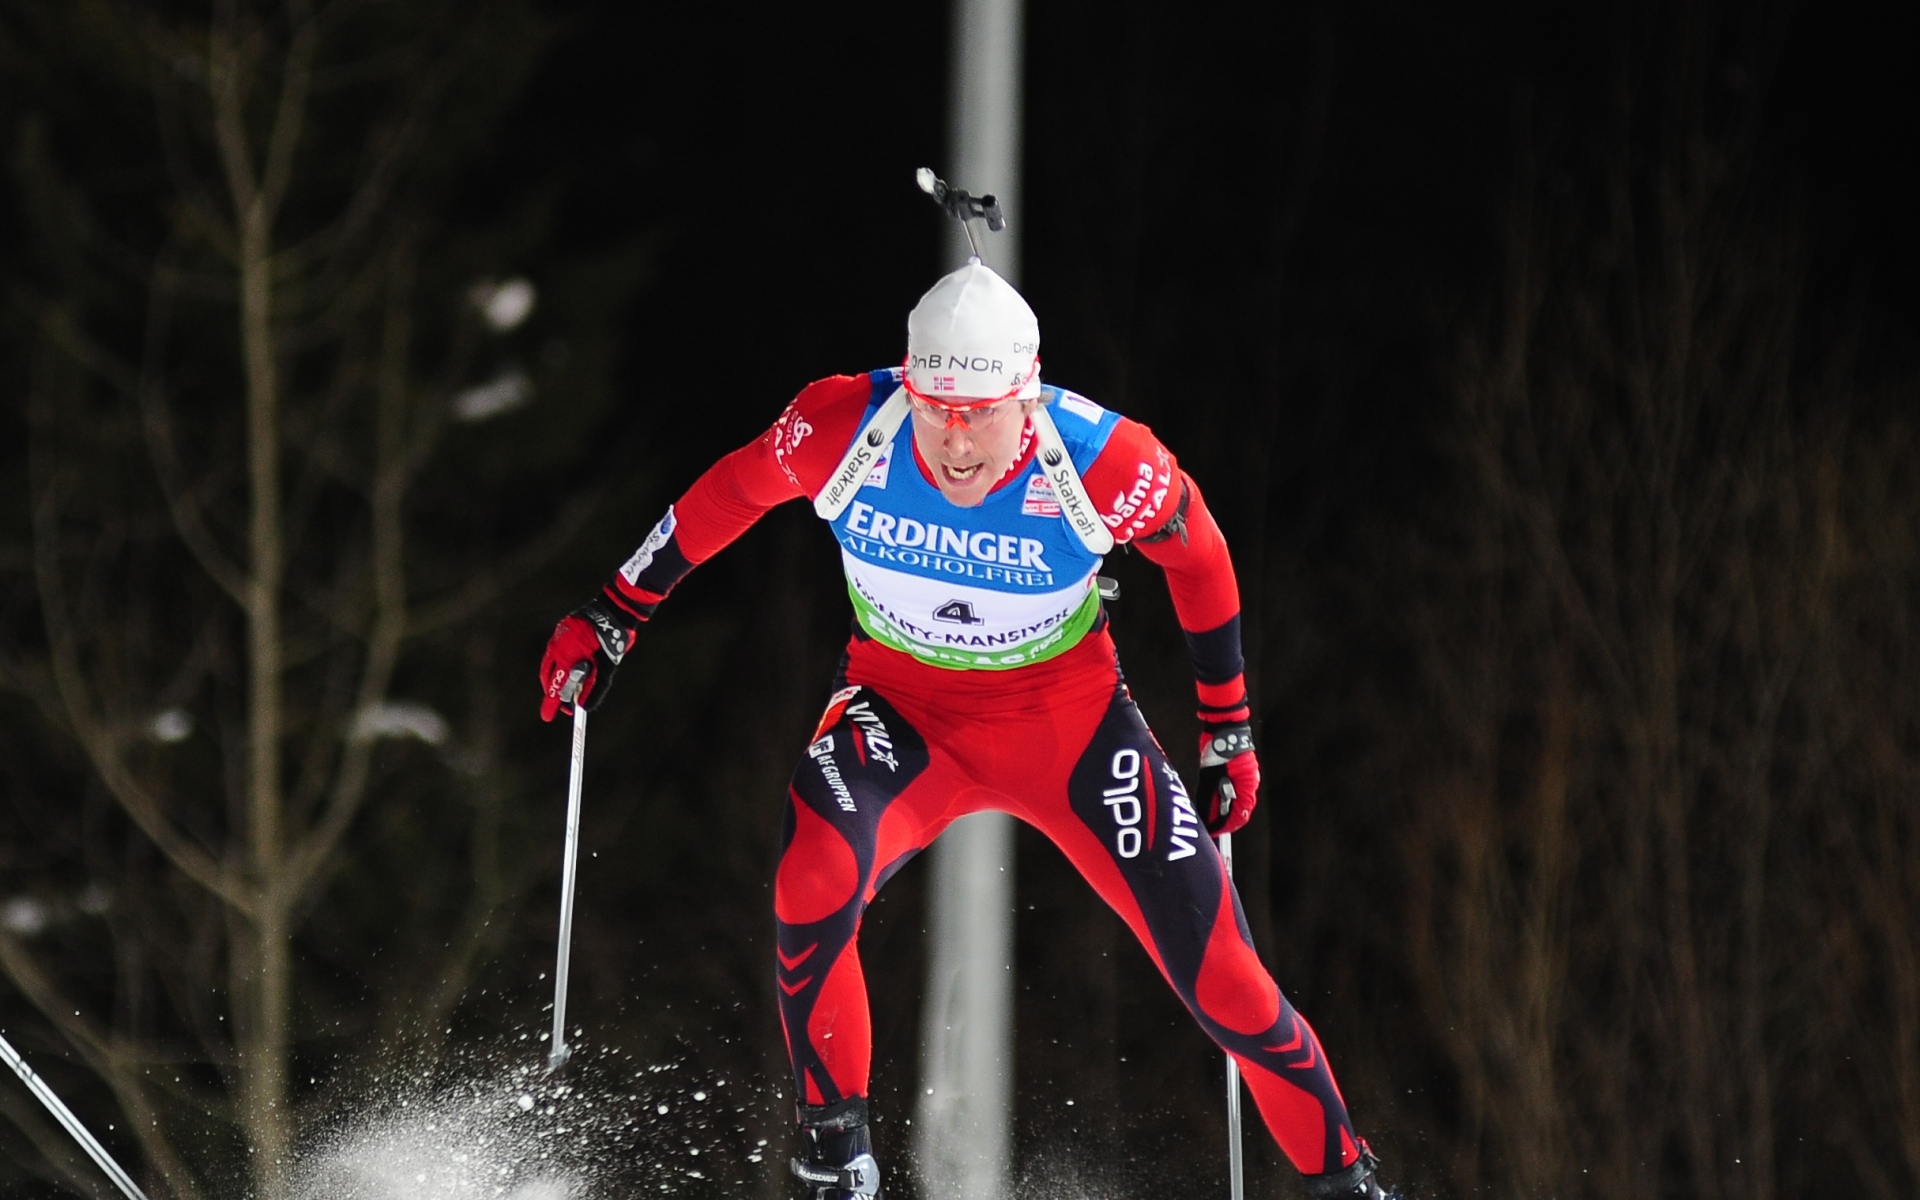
(933, 599, 985, 626)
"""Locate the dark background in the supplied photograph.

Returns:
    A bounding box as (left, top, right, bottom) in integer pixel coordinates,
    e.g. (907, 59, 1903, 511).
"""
(2, 1, 1917, 1198)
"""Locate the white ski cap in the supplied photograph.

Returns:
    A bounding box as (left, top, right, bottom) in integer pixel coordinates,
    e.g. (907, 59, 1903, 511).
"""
(904, 262, 1041, 403)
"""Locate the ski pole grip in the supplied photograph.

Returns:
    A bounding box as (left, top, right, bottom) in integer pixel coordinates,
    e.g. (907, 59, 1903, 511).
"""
(560, 662, 589, 705)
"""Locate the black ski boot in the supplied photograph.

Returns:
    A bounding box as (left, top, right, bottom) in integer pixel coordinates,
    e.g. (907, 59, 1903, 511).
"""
(1303, 1145, 1399, 1200)
(790, 1098, 882, 1200)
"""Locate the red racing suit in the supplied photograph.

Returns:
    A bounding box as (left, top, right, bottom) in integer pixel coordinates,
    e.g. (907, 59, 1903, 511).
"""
(601, 371, 1367, 1175)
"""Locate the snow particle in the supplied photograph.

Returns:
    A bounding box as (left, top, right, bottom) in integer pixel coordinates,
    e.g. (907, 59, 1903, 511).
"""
(149, 708, 194, 744)
(473, 278, 537, 332)
(453, 369, 534, 423)
(0, 897, 49, 937)
(348, 700, 450, 745)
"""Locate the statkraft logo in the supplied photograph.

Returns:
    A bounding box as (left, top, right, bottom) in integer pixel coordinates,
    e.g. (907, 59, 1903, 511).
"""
(619, 507, 677, 585)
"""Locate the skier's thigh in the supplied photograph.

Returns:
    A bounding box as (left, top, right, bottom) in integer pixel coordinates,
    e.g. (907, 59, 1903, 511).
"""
(1051, 691, 1264, 1006)
(780, 685, 941, 907)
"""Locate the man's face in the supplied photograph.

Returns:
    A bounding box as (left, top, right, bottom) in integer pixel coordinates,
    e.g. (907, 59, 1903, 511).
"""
(908, 395, 1035, 507)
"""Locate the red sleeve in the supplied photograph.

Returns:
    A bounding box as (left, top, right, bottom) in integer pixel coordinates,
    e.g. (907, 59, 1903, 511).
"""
(600, 375, 870, 622)
(1081, 417, 1180, 548)
(671, 375, 870, 561)
(1084, 418, 1250, 722)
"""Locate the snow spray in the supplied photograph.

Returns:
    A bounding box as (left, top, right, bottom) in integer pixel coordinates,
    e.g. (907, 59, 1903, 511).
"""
(287, 1074, 585, 1200)
(286, 1042, 778, 1200)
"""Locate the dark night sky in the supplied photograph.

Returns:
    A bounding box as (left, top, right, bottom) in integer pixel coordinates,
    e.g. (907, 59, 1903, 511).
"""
(491, 0, 1918, 494)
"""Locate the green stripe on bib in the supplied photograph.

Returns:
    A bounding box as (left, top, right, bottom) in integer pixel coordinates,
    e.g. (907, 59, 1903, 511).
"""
(848, 584, 1103, 670)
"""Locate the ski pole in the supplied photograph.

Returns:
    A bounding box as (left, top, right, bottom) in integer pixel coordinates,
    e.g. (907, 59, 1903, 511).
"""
(1219, 831, 1245, 1200)
(546, 664, 590, 1074)
(0, 1030, 151, 1200)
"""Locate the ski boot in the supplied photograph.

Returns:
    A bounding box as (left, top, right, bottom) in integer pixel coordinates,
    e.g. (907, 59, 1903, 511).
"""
(790, 1098, 882, 1200)
(1303, 1145, 1399, 1200)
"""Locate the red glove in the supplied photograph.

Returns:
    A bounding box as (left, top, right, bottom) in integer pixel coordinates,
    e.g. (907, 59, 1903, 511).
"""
(538, 597, 636, 722)
(1196, 721, 1259, 835)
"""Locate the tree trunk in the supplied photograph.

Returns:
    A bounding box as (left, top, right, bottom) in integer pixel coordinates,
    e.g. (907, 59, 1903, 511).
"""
(240, 201, 292, 1200)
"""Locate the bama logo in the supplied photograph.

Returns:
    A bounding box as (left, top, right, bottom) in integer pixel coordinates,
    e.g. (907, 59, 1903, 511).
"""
(769, 405, 814, 488)
(1100, 455, 1173, 537)
(845, 500, 1051, 570)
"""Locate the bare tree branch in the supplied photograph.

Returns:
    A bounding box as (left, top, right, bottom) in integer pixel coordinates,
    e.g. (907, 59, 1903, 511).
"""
(284, 244, 413, 905)
(407, 490, 602, 636)
(136, 262, 254, 609)
(255, 2, 316, 225)
(205, 10, 258, 222)
(274, 32, 456, 282)
(27, 393, 252, 917)
(0, 933, 208, 1200)
(11, 292, 251, 606)
(4, 6, 627, 1196)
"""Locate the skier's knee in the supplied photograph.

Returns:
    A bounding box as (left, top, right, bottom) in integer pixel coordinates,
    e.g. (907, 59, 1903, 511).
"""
(775, 801, 862, 924)
(1193, 931, 1283, 1035)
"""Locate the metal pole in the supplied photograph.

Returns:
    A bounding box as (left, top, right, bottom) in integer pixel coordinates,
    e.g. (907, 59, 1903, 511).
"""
(0, 1031, 152, 1200)
(1219, 832, 1246, 1200)
(546, 686, 589, 1073)
(916, 0, 1023, 1197)
(916, 813, 1015, 1200)
(939, 0, 1024, 276)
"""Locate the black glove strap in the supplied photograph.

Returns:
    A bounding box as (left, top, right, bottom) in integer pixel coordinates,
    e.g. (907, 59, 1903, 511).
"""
(575, 597, 633, 665)
(1199, 721, 1254, 767)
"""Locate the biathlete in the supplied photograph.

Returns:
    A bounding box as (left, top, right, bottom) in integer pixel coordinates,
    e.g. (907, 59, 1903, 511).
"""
(538, 261, 1397, 1200)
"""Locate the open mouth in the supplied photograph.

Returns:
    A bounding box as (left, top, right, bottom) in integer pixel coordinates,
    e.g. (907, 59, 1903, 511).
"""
(940, 462, 986, 485)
